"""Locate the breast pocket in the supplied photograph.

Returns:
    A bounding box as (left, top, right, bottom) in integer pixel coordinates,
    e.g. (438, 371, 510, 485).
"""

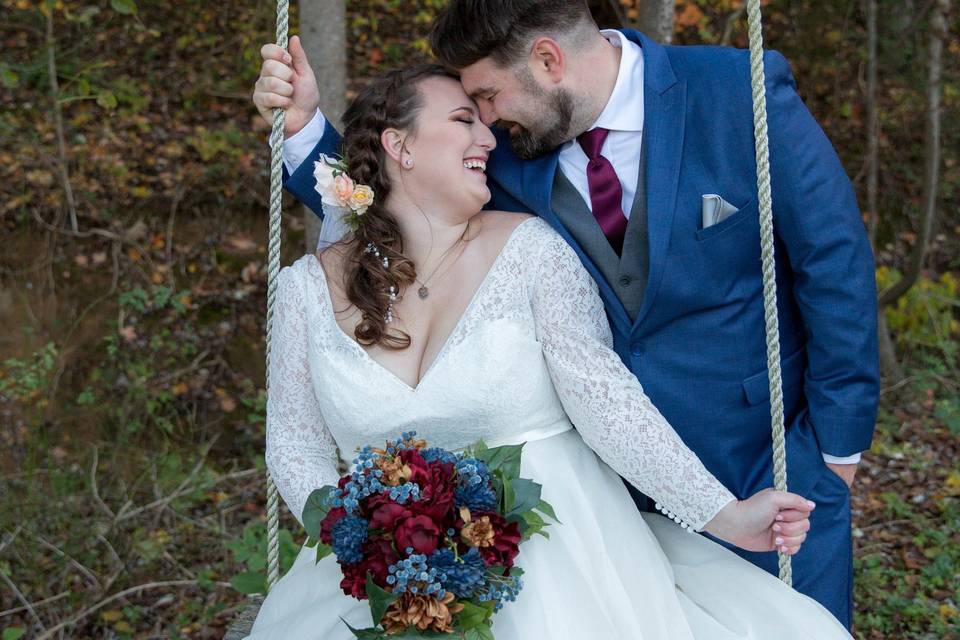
(695, 197, 758, 242)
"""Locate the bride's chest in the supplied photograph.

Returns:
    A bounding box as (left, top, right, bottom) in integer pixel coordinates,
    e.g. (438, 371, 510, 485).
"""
(307, 290, 561, 454)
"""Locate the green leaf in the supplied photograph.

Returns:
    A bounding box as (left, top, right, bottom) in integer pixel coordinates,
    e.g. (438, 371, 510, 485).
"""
(302, 485, 337, 538)
(534, 498, 560, 523)
(3, 629, 26, 640)
(314, 541, 333, 563)
(366, 573, 398, 627)
(230, 571, 267, 595)
(505, 477, 541, 518)
(341, 618, 386, 639)
(475, 443, 524, 479)
(463, 623, 495, 640)
(456, 600, 491, 630)
(110, 0, 138, 14)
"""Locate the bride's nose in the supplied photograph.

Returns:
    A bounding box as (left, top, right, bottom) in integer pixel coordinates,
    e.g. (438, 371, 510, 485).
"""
(475, 123, 496, 151)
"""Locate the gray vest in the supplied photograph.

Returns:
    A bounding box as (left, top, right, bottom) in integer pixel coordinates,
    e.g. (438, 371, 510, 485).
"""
(550, 145, 649, 320)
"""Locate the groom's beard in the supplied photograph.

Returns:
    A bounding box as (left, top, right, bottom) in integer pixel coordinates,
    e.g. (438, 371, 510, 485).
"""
(503, 83, 575, 160)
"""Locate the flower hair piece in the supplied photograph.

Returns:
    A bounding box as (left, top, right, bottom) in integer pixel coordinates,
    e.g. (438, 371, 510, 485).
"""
(313, 153, 375, 230)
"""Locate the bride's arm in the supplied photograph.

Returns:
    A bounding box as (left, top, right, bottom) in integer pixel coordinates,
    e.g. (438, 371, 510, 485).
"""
(525, 224, 809, 545)
(266, 265, 342, 529)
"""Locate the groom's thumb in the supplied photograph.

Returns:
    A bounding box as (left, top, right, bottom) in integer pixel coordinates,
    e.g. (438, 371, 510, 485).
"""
(289, 35, 312, 73)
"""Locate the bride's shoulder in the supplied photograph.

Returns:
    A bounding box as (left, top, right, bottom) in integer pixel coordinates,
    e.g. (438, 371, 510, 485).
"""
(474, 211, 557, 247)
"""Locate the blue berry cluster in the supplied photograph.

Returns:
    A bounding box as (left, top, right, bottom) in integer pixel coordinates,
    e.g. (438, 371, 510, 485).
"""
(386, 553, 446, 598)
(330, 515, 369, 564)
(428, 548, 487, 598)
(387, 480, 421, 505)
(477, 574, 523, 612)
(330, 447, 385, 514)
(420, 447, 459, 465)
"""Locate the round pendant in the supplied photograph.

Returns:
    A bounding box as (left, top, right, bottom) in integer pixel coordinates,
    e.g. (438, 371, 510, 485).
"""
(418, 286, 429, 299)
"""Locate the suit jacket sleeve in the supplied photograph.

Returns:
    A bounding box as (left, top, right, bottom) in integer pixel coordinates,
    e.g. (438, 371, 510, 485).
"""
(763, 50, 880, 457)
(282, 118, 344, 220)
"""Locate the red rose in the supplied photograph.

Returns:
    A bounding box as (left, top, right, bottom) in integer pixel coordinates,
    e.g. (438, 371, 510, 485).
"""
(369, 501, 412, 530)
(409, 461, 456, 523)
(394, 515, 441, 556)
(319, 507, 347, 545)
(474, 511, 522, 568)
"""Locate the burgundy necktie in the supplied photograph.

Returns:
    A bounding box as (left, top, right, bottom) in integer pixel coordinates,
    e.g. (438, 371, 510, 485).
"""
(577, 127, 628, 254)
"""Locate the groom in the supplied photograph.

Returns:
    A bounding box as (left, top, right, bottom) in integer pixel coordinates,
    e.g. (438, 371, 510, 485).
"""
(256, 0, 878, 628)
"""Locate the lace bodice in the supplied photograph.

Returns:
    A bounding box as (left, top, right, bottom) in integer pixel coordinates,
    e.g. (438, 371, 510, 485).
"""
(266, 218, 735, 532)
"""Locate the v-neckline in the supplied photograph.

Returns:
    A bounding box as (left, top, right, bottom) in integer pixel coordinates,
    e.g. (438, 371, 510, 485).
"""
(311, 217, 534, 392)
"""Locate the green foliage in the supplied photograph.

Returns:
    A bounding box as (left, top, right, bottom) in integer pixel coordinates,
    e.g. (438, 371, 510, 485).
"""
(0, 341, 58, 405)
(880, 269, 959, 354)
(227, 521, 300, 595)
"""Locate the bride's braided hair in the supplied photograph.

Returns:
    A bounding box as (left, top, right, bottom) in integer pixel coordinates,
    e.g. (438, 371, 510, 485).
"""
(338, 64, 459, 349)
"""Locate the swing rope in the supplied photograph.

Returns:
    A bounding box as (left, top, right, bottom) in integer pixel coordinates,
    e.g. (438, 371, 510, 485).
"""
(745, 0, 792, 585)
(261, 0, 792, 594)
(265, 0, 289, 592)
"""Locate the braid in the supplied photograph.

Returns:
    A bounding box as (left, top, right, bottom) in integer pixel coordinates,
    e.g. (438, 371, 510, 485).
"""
(336, 65, 458, 349)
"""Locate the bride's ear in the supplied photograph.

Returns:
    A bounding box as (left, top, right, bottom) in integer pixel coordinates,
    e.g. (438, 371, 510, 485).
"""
(381, 128, 406, 165)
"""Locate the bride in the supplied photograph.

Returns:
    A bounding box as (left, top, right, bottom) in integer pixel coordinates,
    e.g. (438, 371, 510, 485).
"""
(246, 64, 850, 639)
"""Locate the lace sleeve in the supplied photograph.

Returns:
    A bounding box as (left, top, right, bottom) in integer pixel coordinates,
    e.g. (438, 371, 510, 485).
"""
(527, 226, 735, 531)
(265, 263, 341, 529)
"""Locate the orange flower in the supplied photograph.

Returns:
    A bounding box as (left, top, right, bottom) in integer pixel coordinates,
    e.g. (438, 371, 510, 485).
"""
(381, 591, 463, 635)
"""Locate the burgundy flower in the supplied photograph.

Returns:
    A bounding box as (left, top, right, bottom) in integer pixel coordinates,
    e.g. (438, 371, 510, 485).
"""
(394, 515, 442, 556)
(409, 461, 456, 523)
(362, 535, 400, 586)
(337, 535, 400, 598)
(339, 560, 367, 599)
(398, 449, 431, 485)
(369, 501, 412, 530)
(473, 511, 522, 568)
(319, 507, 347, 545)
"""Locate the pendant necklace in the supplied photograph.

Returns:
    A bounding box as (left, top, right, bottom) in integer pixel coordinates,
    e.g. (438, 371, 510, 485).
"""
(414, 224, 469, 300)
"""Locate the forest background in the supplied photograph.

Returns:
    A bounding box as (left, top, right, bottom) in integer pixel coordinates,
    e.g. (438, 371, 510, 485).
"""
(0, 0, 957, 638)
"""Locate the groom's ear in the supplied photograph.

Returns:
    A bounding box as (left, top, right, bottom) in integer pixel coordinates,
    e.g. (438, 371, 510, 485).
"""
(528, 37, 566, 85)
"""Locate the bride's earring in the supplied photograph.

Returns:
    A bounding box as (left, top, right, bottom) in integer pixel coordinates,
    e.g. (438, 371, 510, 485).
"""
(403, 157, 414, 169)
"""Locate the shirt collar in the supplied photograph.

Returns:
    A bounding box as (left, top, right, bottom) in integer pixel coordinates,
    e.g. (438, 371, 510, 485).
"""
(590, 29, 645, 133)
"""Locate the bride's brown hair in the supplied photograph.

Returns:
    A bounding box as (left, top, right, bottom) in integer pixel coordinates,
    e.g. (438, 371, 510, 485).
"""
(336, 64, 459, 349)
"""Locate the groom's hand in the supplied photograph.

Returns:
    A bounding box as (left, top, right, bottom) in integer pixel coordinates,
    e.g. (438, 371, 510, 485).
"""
(826, 462, 857, 489)
(253, 35, 321, 137)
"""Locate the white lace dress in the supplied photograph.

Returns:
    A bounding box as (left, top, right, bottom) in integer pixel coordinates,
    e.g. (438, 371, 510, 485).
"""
(247, 218, 850, 639)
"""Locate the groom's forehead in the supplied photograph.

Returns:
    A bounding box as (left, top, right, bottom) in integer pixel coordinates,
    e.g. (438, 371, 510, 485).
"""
(459, 59, 509, 96)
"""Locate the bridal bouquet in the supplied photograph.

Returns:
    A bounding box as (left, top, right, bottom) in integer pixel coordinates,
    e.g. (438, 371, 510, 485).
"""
(302, 432, 557, 639)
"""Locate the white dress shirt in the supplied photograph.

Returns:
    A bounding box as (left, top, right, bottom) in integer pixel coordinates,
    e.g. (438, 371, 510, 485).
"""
(275, 35, 861, 466)
(558, 29, 644, 217)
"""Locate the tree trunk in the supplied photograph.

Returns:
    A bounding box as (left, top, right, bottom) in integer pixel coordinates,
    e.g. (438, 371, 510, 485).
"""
(877, 0, 948, 308)
(636, 0, 675, 42)
(300, 0, 347, 253)
(590, 0, 675, 42)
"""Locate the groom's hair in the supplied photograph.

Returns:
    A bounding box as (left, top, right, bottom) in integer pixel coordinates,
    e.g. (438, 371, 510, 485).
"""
(429, 0, 595, 69)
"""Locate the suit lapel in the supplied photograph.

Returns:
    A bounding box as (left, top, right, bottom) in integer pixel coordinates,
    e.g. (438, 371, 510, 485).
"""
(627, 31, 685, 329)
(515, 148, 633, 336)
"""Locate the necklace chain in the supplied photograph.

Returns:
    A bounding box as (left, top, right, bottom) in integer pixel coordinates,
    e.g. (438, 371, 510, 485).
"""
(414, 224, 469, 299)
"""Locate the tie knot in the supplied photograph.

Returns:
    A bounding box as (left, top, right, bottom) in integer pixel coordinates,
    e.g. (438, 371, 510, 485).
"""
(577, 127, 610, 160)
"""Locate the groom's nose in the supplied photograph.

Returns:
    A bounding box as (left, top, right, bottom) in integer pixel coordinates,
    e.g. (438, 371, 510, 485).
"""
(477, 100, 497, 127)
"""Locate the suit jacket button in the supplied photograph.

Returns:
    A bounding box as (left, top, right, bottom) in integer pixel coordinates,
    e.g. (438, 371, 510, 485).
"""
(619, 275, 633, 287)
(631, 343, 643, 357)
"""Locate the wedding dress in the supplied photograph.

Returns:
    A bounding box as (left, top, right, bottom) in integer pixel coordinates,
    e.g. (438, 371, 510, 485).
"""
(247, 217, 850, 639)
